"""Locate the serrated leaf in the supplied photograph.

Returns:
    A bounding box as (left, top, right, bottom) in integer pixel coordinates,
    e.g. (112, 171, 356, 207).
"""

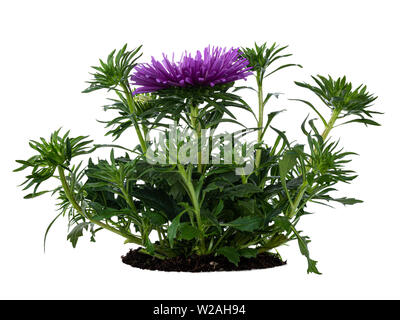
(224, 216, 264, 232)
(67, 222, 92, 248)
(217, 247, 240, 266)
(290, 224, 321, 275)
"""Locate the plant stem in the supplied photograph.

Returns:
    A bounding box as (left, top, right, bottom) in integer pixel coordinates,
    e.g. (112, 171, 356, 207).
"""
(119, 186, 143, 228)
(211, 228, 233, 252)
(57, 166, 142, 245)
(120, 187, 138, 215)
(322, 108, 340, 140)
(177, 164, 206, 254)
(120, 83, 147, 154)
(190, 104, 202, 173)
(287, 108, 341, 219)
(255, 77, 264, 169)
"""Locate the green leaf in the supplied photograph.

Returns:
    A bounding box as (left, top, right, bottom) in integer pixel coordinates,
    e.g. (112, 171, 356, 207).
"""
(260, 109, 286, 140)
(67, 222, 92, 248)
(261, 233, 289, 251)
(290, 225, 321, 275)
(237, 199, 256, 215)
(145, 237, 155, 255)
(178, 223, 200, 240)
(43, 212, 63, 252)
(279, 149, 300, 207)
(24, 190, 50, 199)
(217, 247, 240, 266)
(65, 138, 72, 162)
(89, 202, 132, 221)
(273, 216, 292, 233)
(201, 209, 222, 233)
(290, 99, 327, 126)
(271, 126, 291, 147)
(341, 118, 381, 126)
(315, 195, 363, 206)
(167, 213, 183, 247)
(331, 197, 363, 205)
(224, 184, 262, 199)
(279, 149, 298, 178)
(131, 186, 178, 220)
(212, 200, 224, 217)
(238, 248, 258, 259)
(143, 211, 168, 226)
(224, 216, 264, 232)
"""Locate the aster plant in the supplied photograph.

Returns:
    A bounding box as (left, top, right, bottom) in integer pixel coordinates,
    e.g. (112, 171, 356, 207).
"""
(15, 43, 381, 274)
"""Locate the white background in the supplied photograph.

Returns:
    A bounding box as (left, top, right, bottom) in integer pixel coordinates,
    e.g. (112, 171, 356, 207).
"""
(0, 0, 399, 299)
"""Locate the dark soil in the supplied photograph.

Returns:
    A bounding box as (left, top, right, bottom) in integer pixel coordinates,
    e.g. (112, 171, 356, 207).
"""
(122, 248, 286, 272)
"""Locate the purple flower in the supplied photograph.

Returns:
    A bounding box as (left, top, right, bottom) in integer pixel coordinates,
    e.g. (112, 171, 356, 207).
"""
(130, 46, 253, 95)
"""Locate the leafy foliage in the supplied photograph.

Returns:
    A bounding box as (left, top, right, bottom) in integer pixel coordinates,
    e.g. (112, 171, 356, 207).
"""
(14, 43, 381, 274)
(83, 44, 142, 93)
(294, 75, 381, 127)
(14, 129, 92, 197)
(240, 42, 302, 79)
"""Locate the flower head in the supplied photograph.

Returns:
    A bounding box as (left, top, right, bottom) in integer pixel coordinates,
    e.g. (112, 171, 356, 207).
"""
(130, 46, 252, 95)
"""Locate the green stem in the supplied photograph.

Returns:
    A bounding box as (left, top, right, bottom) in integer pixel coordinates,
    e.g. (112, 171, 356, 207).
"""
(132, 117, 148, 154)
(120, 187, 138, 214)
(120, 186, 143, 229)
(120, 83, 147, 154)
(211, 228, 233, 252)
(287, 108, 341, 219)
(177, 164, 206, 254)
(255, 77, 264, 169)
(190, 104, 202, 173)
(57, 166, 142, 245)
(322, 108, 340, 140)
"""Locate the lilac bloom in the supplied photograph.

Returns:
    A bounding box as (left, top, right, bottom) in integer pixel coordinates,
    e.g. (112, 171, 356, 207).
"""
(131, 46, 252, 95)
